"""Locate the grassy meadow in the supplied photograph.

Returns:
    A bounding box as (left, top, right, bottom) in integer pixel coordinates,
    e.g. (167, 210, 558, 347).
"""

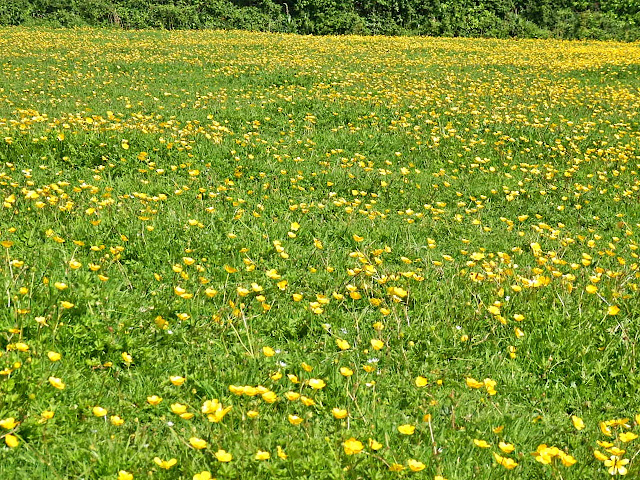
(1, 28, 640, 479)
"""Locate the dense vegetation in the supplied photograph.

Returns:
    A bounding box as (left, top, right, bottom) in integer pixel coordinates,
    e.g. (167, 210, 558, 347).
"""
(0, 0, 639, 39)
(1, 27, 640, 479)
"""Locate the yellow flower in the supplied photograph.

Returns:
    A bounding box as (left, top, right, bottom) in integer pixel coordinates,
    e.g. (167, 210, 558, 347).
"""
(339, 367, 353, 377)
(261, 391, 278, 403)
(47, 351, 61, 362)
(619, 432, 639, 443)
(332, 408, 348, 419)
(170, 403, 187, 415)
(214, 449, 232, 462)
(407, 459, 425, 472)
(247, 410, 259, 418)
(117, 471, 133, 480)
(558, 452, 577, 467)
(92, 406, 108, 417)
(571, 415, 585, 430)
(41, 411, 54, 421)
(608, 305, 621, 316)
(5, 434, 19, 448)
(483, 378, 497, 395)
(255, 450, 271, 460)
(288, 414, 303, 425)
(398, 424, 415, 435)
(277, 445, 288, 459)
(415, 376, 428, 387)
(121, 352, 132, 364)
(336, 338, 350, 350)
(48, 376, 65, 390)
(466, 377, 484, 389)
(389, 463, 404, 471)
(498, 442, 515, 453)
(60, 301, 75, 309)
(370, 339, 384, 350)
(473, 439, 490, 448)
(193, 472, 211, 480)
(369, 438, 383, 450)
(54, 282, 68, 290)
(153, 457, 177, 469)
(300, 396, 316, 406)
(146, 395, 162, 406)
(170, 375, 185, 386)
(308, 378, 326, 390)
(110, 415, 124, 426)
(604, 455, 629, 475)
(0, 418, 17, 429)
(262, 346, 275, 357)
(343, 437, 364, 455)
(285, 391, 300, 401)
(493, 452, 518, 469)
(190, 437, 208, 450)
(594, 450, 609, 461)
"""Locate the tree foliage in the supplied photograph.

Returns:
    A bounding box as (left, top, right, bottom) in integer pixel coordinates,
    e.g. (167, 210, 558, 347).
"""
(1, 0, 638, 40)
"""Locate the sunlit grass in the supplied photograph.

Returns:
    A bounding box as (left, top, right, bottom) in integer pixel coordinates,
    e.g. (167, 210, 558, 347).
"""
(0, 27, 639, 479)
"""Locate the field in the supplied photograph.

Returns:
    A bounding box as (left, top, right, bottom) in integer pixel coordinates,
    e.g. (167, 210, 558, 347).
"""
(1, 27, 640, 479)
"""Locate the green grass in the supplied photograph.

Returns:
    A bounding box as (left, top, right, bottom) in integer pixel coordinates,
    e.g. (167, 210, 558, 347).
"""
(0, 27, 639, 479)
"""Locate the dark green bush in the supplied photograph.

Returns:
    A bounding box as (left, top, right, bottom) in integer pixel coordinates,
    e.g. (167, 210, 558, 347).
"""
(0, 0, 638, 40)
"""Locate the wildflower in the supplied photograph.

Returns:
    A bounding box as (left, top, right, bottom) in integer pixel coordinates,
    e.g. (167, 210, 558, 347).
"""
(5, 434, 19, 448)
(277, 445, 288, 459)
(288, 414, 303, 425)
(398, 424, 415, 435)
(110, 415, 124, 426)
(604, 455, 629, 475)
(121, 352, 132, 364)
(189, 437, 208, 449)
(474, 439, 490, 448)
(619, 432, 638, 443)
(336, 338, 350, 350)
(493, 452, 518, 469)
(169, 376, 185, 386)
(339, 366, 353, 377)
(407, 459, 426, 472)
(308, 378, 326, 390)
(608, 305, 621, 316)
(466, 377, 484, 389)
(47, 351, 61, 361)
(193, 472, 211, 480)
(118, 471, 133, 480)
(343, 437, 364, 455)
(146, 395, 162, 406)
(0, 418, 17, 429)
(262, 346, 275, 357)
(370, 339, 384, 350)
(332, 408, 348, 419)
(255, 450, 270, 460)
(153, 457, 177, 469)
(415, 376, 428, 387)
(571, 415, 585, 430)
(48, 376, 65, 390)
(389, 463, 404, 471)
(92, 406, 108, 417)
(498, 442, 515, 453)
(214, 449, 232, 462)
